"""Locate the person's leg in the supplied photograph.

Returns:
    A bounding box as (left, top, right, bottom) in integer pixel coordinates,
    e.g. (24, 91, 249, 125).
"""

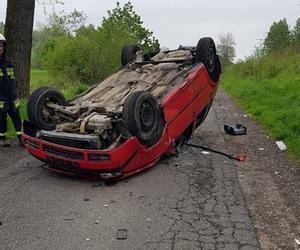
(0, 111, 10, 147)
(8, 108, 23, 146)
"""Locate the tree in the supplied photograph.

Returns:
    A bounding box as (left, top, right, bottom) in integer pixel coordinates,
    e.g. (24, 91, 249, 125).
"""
(0, 22, 4, 34)
(43, 2, 160, 85)
(31, 9, 86, 69)
(292, 18, 300, 45)
(101, 2, 160, 54)
(264, 18, 290, 53)
(4, 0, 35, 97)
(4, 0, 63, 97)
(217, 33, 236, 67)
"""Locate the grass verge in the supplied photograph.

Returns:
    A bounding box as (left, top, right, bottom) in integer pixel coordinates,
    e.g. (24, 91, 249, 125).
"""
(221, 53, 300, 162)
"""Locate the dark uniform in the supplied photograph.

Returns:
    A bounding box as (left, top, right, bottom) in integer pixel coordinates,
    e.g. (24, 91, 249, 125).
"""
(0, 50, 22, 147)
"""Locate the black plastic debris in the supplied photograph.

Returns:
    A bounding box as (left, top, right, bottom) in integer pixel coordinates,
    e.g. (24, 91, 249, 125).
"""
(224, 124, 247, 136)
(117, 229, 127, 240)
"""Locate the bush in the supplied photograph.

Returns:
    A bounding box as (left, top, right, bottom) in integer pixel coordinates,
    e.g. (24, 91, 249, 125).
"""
(37, 2, 160, 86)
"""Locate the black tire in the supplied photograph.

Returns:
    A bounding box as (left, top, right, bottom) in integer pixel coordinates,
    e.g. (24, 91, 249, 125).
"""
(122, 91, 164, 147)
(196, 37, 221, 82)
(27, 87, 67, 130)
(121, 44, 141, 66)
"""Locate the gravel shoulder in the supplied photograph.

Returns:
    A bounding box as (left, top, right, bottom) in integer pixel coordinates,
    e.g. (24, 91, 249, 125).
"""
(214, 89, 300, 250)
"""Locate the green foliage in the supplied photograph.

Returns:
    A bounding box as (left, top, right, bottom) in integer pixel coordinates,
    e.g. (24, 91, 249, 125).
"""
(222, 51, 300, 162)
(63, 82, 89, 100)
(292, 18, 300, 45)
(30, 69, 50, 91)
(217, 33, 236, 68)
(31, 9, 86, 69)
(102, 2, 160, 54)
(0, 22, 4, 34)
(264, 19, 290, 53)
(40, 2, 160, 85)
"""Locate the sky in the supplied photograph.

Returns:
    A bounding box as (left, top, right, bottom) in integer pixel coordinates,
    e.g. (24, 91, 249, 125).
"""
(1, 0, 300, 60)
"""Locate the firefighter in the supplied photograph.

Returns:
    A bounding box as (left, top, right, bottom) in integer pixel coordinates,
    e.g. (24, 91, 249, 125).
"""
(0, 33, 23, 147)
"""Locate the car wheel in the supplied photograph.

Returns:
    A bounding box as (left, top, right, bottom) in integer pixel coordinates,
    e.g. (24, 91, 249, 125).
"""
(27, 87, 67, 130)
(196, 37, 221, 82)
(121, 44, 141, 66)
(122, 91, 164, 147)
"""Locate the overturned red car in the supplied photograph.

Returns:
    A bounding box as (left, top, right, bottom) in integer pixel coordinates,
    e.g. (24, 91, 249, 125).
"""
(23, 37, 221, 179)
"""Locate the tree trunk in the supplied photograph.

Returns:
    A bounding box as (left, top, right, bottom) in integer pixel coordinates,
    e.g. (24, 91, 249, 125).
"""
(4, 0, 35, 98)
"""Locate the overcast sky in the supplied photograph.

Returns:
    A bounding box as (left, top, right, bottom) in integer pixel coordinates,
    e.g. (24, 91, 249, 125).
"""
(1, 0, 300, 59)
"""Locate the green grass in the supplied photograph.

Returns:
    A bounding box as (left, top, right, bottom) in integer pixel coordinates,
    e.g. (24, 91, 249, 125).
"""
(30, 69, 50, 91)
(221, 53, 300, 162)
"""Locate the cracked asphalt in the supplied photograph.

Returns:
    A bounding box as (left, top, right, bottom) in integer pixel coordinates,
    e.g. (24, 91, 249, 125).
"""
(1, 90, 298, 250)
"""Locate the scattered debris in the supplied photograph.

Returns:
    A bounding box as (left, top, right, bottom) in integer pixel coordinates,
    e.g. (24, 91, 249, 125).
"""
(147, 218, 151, 222)
(64, 218, 74, 221)
(259, 147, 264, 151)
(83, 198, 90, 201)
(95, 220, 100, 224)
(0, 221, 2, 226)
(276, 141, 287, 151)
(243, 115, 248, 117)
(224, 124, 247, 136)
(274, 171, 279, 175)
(295, 239, 300, 246)
(117, 229, 127, 240)
(104, 204, 108, 207)
(186, 143, 247, 161)
(201, 151, 210, 155)
(86, 238, 90, 241)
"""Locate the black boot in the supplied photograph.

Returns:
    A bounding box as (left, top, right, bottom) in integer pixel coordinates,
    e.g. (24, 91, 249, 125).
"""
(0, 136, 10, 147)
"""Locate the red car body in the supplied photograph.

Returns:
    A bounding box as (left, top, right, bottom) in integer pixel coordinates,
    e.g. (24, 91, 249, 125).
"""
(23, 63, 219, 179)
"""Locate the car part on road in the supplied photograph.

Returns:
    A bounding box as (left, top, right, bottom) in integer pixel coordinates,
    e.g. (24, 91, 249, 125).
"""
(186, 143, 247, 161)
(117, 229, 127, 240)
(224, 124, 247, 136)
(275, 140, 287, 151)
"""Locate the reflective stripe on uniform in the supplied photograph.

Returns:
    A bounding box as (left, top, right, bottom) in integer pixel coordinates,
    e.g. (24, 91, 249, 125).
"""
(16, 131, 22, 136)
(7, 68, 15, 78)
(0, 132, 6, 136)
(14, 99, 20, 108)
(0, 101, 5, 109)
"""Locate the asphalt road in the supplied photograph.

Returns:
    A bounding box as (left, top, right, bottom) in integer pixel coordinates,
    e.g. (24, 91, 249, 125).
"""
(0, 91, 270, 250)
